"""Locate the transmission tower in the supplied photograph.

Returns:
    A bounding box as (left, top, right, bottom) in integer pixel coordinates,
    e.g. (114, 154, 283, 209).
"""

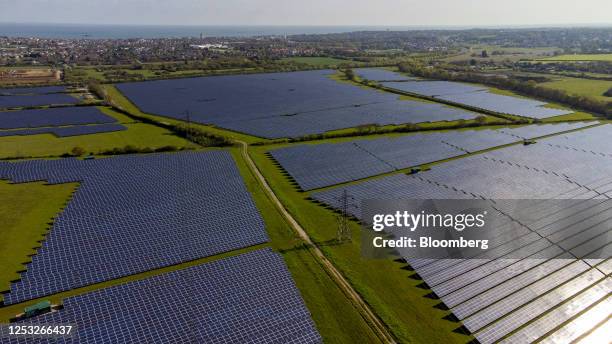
(336, 189, 356, 243)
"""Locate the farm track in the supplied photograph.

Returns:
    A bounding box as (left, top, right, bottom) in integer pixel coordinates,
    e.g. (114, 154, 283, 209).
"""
(238, 140, 397, 344)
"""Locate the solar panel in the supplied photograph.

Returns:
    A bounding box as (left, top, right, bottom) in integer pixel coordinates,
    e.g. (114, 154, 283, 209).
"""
(5, 249, 321, 344)
(0, 107, 115, 129)
(1, 151, 268, 305)
(307, 125, 611, 344)
(0, 124, 127, 137)
(0, 86, 67, 95)
(0, 94, 79, 109)
(381, 80, 574, 119)
(116, 70, 477, 139)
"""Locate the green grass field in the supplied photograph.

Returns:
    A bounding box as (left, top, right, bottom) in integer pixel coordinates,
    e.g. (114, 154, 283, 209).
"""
(281, 57, 354, 66)
(539, 76, 612, 102)
(539, 54, 612, 62)
(0, 122, 193, 159)
(0, 181, 77, 299)
(249, 145, 470, 344)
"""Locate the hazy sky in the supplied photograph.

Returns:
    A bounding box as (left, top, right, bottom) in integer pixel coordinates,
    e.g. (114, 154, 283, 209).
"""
(1, 0, 611, 26)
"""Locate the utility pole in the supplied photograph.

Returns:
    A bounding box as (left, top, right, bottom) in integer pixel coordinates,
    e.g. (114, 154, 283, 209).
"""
(336, 189, 356, 243)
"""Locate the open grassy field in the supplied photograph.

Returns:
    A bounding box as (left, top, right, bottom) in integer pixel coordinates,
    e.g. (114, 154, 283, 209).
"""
(248, 145, 470, 344)
(443, 46, 560, 63)
(0, 181, 77, 300)
(281, 57, 355, 66)
(538, 54, 612, 62)
(538, 76, 612, 102)
(0, 122, 194, 159)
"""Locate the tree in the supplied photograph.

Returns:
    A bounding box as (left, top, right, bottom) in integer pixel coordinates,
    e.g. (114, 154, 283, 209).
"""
(604, 87, 612, 97)
(345, 68, 356, 81)
(71, 146, 86, 156)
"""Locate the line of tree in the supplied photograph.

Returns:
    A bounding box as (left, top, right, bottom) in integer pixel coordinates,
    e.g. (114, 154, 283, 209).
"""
(398, 62, 612, 118)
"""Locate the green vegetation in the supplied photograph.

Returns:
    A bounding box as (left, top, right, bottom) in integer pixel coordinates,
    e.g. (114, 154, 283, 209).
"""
(281, 57, 354, 67)
(539, 54, 612, 62)
(539, 76, 612, 102)
(0, 123, 193, 159)
(248, 145, 470, 344)
(0, 181, 77, 300)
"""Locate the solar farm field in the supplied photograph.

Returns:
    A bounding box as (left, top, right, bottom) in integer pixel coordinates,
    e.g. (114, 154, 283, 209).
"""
(307, 124, 612, 344)
(0, 107, 115, 129)
(5, 249, 322, 344)
(269, 122, 596, 190)
(116, 69, 480, 138)
(0, 151, 269, 304)
(381, 80, 574, 119)
(2, 70, 609, 344)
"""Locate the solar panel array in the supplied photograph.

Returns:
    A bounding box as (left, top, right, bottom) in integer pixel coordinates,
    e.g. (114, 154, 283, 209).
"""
(0, 151, 268, 304)
(354, 68, 416, 81)
(0, 124, 127, 138)
(270, 123, 590, 190)
(498, 121, 597, 139)
(116, 70, 478, 139)
(0, 94, 80, 109)
(0, 86, 67, 95)
(5, 249, 321, 344)
(438, 91, 572, 119)
(311, 124, 611, 343)
(0, 107, 116, 130)
(381, 80, 573, 119)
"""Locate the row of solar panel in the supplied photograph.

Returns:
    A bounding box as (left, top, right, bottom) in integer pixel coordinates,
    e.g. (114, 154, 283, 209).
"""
(270, 122, 596, 190)
(0, 86, 67, 96)
(381, 80, 572, 119)
(4, 249, 322, 344)
(0, 151, 268, 305)
(310, 124, 611, 343)
(116, 70, 480, 138)
(0, 124, 127, 138)
(0, 107, 116, 130)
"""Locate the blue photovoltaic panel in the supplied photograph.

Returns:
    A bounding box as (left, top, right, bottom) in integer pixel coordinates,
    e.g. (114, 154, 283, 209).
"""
(0, 94, 79, 109)
(381, 81, 486, 97)
(116, 70, 478, 138)
(0, 124, 127, 138)
(310, 124, 611, 344)
(0, 86, 67, 95)
(354, 68, 416, 81)
(5, 249, 321, 344)
(271, 124, 578, 190)
(499, 121, 597, 140)
(0, 151, 268, 304)
(382, 80, 574, 119)
(438, 91, 572, 119)
(0, 107, 115, 129)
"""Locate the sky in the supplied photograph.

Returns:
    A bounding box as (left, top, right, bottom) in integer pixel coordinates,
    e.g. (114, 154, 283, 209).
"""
(0, 0, 611, 27)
